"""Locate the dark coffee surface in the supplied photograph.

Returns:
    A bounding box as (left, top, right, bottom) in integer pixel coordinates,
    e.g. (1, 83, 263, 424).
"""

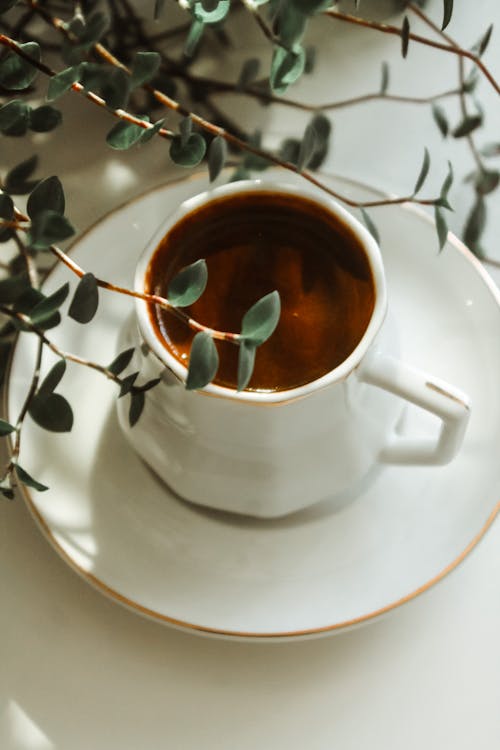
(146, 192, 375, 391)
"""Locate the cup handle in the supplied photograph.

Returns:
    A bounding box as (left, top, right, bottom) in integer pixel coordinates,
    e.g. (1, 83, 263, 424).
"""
(358, 353, 470, 465)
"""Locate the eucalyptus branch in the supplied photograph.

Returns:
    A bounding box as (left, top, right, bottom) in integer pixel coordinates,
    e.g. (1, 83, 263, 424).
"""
(238, 0, 289, 51)
(7, 2, 443, 210)
(326, 7, 500, 97)
(47, 243, 241, 344)
(0, 34, 175, 139)
(408, 3, 485, 171)
(0, 337, 42, 487)
(13, 232, 39, 288)
(0, 305, 124, 385)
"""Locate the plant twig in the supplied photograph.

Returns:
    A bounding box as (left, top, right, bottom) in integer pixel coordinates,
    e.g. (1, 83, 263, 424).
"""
(47, 244, 241, 343)
(326, 7, 500, 96)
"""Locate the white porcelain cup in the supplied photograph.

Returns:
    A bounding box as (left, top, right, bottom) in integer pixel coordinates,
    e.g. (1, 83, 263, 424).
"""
(116, 180, 470, 518)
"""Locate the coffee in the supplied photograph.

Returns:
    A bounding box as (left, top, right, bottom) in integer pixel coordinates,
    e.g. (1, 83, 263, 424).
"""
(145, 191, 375, 391)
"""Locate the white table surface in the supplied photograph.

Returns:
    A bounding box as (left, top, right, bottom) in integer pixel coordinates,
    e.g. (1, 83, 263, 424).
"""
(2, 2, 500, 748)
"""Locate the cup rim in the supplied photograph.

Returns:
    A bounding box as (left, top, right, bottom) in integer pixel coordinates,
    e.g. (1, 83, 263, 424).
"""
(134, 178, 388, 404)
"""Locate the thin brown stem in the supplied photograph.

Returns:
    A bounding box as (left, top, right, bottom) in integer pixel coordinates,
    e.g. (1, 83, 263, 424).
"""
(0, 34, 175, 139)
(24, 1, 447, 210)
(13, 233, 39, 288)
(327, 7, 500, 96)
(47, 244, 240, 343)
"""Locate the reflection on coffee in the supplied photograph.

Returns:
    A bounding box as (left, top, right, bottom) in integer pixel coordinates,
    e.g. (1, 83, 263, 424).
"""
(145, 191, 375, 391)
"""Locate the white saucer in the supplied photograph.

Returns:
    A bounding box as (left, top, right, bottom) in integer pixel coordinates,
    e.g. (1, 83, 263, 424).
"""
(6, 170, 500, 640)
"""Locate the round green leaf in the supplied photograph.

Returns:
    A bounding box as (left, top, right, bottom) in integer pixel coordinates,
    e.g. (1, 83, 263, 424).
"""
(130, 51, 161, 88)
(0, 42, 41, 90)
(208, 136, 227, 182)
(237, 341, 256, 392)
(47, 64, 83, 101)
(270, 46, 306, 94)
(169, 133, 207, 167)
(29, 392, 73, 432)
(0, 99, 30, 135)
(186, 332, 219, 390)
(27, 210, 75, 250)
(68, 273, 99, 324)
(106, 120, 146, 150)
(15, 464, 49, 492)
(27, 176, 65, 219)
(29, 105, 62, 132)
(29, 282, 70, 326)
(37, 359, 66, 400)
(0, 418, 15, 436)
(240, 291, 281, 346)
(168, 259, 208, 307)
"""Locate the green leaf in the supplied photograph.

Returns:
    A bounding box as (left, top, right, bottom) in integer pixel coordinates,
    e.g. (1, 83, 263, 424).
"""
(184, 19, 205, 58)
(138, 119, 164, 144)
(108, 348, 135, 375)
(452, 114, 482, 138)
(12, 289, 58, 331)
(237, 341, 256, 391)
(27, 176, 65, 219)
(106, 120, 146, 150)
(0, 418, 15, 436)
(401, 16, 410, 58)
(432, 104, 448, 137)
(208, 136, 227, 182)
(277, 5, 307, 47)
(0, 272, 30, 303)
(475, 169, 499, 196)
(186, 332, 219, 390)
(297, 121, 316, 172)
(168, 259, 208, 307)
(462, 66, 479, 94)
(472, 24, 493, 57)
(129, 390, 145, 427)
(413, 147, 430, 195)
(130, 51, 161, 88)
(0, 193, 14, 220)
(0, 0, 19, 12)
(47, 65, 82, 101)
(0, 41, 41, 90)
(237, 58, 260, 89)
(37, 359, 66, 400)
(307, 113, 331, 170)
(0, 99, 30, 136)
(270, 45, 306, 95)
(0, 484, 14, 500)
(169, 133, 207, 167)
(29, 282, 69, 326)
(134, 377, 161, 393)
(29, 105, 62, 132)
(193, 0, 230, 24)
(360, 208, 380, 245)
(154, 0, 166, 19)
(78, 11, 109, 45)
(179, 116, 192, 147)
(27, 210, 75, 250)
(241, 290, 281, 346)
(29, 392, 73, 432)
(68, 273, 99, 323)
(4, 154, 38, 195)
(102, 68, 130, 109)
(463, 196, 486, 257)
(442, 160, 454, 195)
(434, 205, 448, 252)
(304, 45, 316, 74)
(380, 62, 390, 94)
(119, 372, 139, 398)
(15, 464, 48, 492)
(442, 0, 453, 30)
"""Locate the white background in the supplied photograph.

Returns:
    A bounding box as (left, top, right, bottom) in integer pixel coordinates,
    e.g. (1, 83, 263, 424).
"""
(1, 1, 500, 748)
